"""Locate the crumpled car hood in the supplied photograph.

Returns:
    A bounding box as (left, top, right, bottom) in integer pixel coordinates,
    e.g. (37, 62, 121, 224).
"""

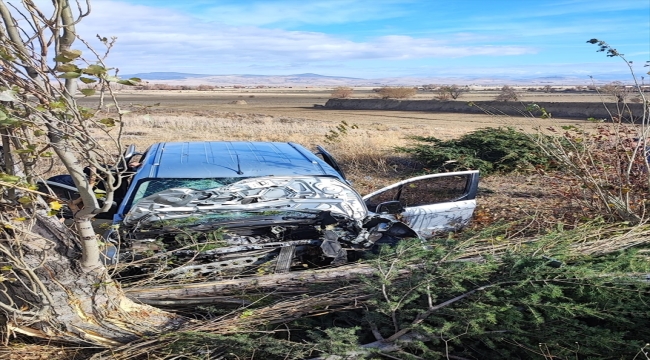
(122, 176, 367, 227)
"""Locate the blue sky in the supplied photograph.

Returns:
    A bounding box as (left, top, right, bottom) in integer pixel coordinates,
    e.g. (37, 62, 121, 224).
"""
(75, 0, 649, 80)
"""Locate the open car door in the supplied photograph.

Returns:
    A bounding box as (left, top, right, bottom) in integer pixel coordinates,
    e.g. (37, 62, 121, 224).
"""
(362, 170, 479, 238)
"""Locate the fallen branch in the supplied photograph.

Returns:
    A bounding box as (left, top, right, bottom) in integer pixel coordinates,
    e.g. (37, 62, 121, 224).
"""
(125, 222, 650, 306)
(125, 262, 384, 305)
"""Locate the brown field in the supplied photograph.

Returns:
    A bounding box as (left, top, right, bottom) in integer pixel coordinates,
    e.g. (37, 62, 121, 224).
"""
(73, 88, 616, 231)
(80, 87, 606, 147)
(94, 88, 609, 137)
(78, 88, 603, 170)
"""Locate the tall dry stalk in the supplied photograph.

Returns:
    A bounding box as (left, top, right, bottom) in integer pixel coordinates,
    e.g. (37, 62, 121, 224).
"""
(530, 40, 650, 223)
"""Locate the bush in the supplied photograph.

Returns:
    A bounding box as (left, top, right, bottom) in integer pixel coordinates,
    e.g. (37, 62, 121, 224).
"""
(197, 84, 215, 91)
(330, 86, 353, 98)
(539, 123, 649, 223)
(448, 84, 468, 99)
(494, 85, 519, 102)
(542, 85, 554, 93)
(532, 39, 650, 223)
(599, 81, 630, 103)
(376, 86, 417, 99)
(434, 87, 451, 100)
(398, 127, 553, 174)
(435, 84, 467, 100)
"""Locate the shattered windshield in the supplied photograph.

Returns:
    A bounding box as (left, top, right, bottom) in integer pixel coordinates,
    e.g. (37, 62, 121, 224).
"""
(122, 176, 368, 227)
(127, 177, 243, 210)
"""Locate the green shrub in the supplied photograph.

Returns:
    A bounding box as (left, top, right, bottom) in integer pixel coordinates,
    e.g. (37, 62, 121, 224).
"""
(398, 127, 553, 174)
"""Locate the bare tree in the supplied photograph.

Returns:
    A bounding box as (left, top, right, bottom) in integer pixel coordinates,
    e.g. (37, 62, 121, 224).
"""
(600, 81, 630, 103)
(494, 85, 519, 102)
(434, 87, 451, 100)
(330, 86, 353, 98)
(542, 85, 554, 93)
(0, 0, 182, 346)
(196, 84, 215, 91)
(376, 86, 417, 99)
(448, 84, 468, 99)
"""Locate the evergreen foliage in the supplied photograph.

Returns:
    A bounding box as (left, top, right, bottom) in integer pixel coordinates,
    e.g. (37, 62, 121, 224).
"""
(351, 238, 650, 359)
(164, 331, 314, 359)
(158, 231, 650, 359)
(398, 127, 554, 174)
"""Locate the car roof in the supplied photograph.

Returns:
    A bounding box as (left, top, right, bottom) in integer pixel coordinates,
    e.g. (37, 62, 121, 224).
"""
(135, 141, 343, 180)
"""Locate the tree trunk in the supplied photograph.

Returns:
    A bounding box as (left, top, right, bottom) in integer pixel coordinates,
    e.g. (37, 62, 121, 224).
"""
(125, 263, 393, 307)
(1, 211, 186, 346)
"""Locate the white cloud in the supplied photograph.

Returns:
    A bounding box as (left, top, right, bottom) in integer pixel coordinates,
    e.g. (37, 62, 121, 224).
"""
(197, 0, 410, 27)
(537, 0, 649, 15)
(73, 0, 535, 75)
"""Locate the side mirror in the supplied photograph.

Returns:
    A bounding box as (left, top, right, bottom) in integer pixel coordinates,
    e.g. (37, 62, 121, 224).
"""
(115, 145, 138, 172)
(375, 201, 404, 215)
(316, 145, 346, 180)
(123, 144, 137, 162)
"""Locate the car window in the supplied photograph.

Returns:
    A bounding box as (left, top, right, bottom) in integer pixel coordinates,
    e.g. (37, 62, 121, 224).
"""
(399, 175, 469, 206)
(364, 187, 399, 212)
(365, 174, 472, 210)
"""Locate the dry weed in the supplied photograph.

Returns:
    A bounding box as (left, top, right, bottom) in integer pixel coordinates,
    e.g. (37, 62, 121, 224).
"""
(322, 132, 421, 193)
(123, 112, 329, 145)
(42, 111, 421, 192)
(375, 86, 417, 99)
(39, 107, 596, 227)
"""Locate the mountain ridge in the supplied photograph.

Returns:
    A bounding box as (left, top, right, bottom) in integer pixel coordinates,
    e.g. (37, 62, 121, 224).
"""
(121, 72, 629, 86)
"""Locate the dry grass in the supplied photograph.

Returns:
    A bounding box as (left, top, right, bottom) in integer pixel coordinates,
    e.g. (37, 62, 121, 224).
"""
(123, 112, 329, 145)
(84, 109, 429, 194)
(55, 97, 606, 198)
(3, 343, 95, 360)
(42, 90, 613, 209)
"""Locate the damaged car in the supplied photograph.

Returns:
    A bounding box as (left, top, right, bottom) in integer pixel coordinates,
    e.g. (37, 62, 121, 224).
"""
(45, 141, 479, 280)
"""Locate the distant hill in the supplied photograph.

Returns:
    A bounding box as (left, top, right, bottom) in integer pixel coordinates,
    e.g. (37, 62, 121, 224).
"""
(122, 72, 368, 86)
(123, 72, 213, 80)
(121, 72, 629, 86)
(286, 73, 360, 79)
(122, 72, 361, 81)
